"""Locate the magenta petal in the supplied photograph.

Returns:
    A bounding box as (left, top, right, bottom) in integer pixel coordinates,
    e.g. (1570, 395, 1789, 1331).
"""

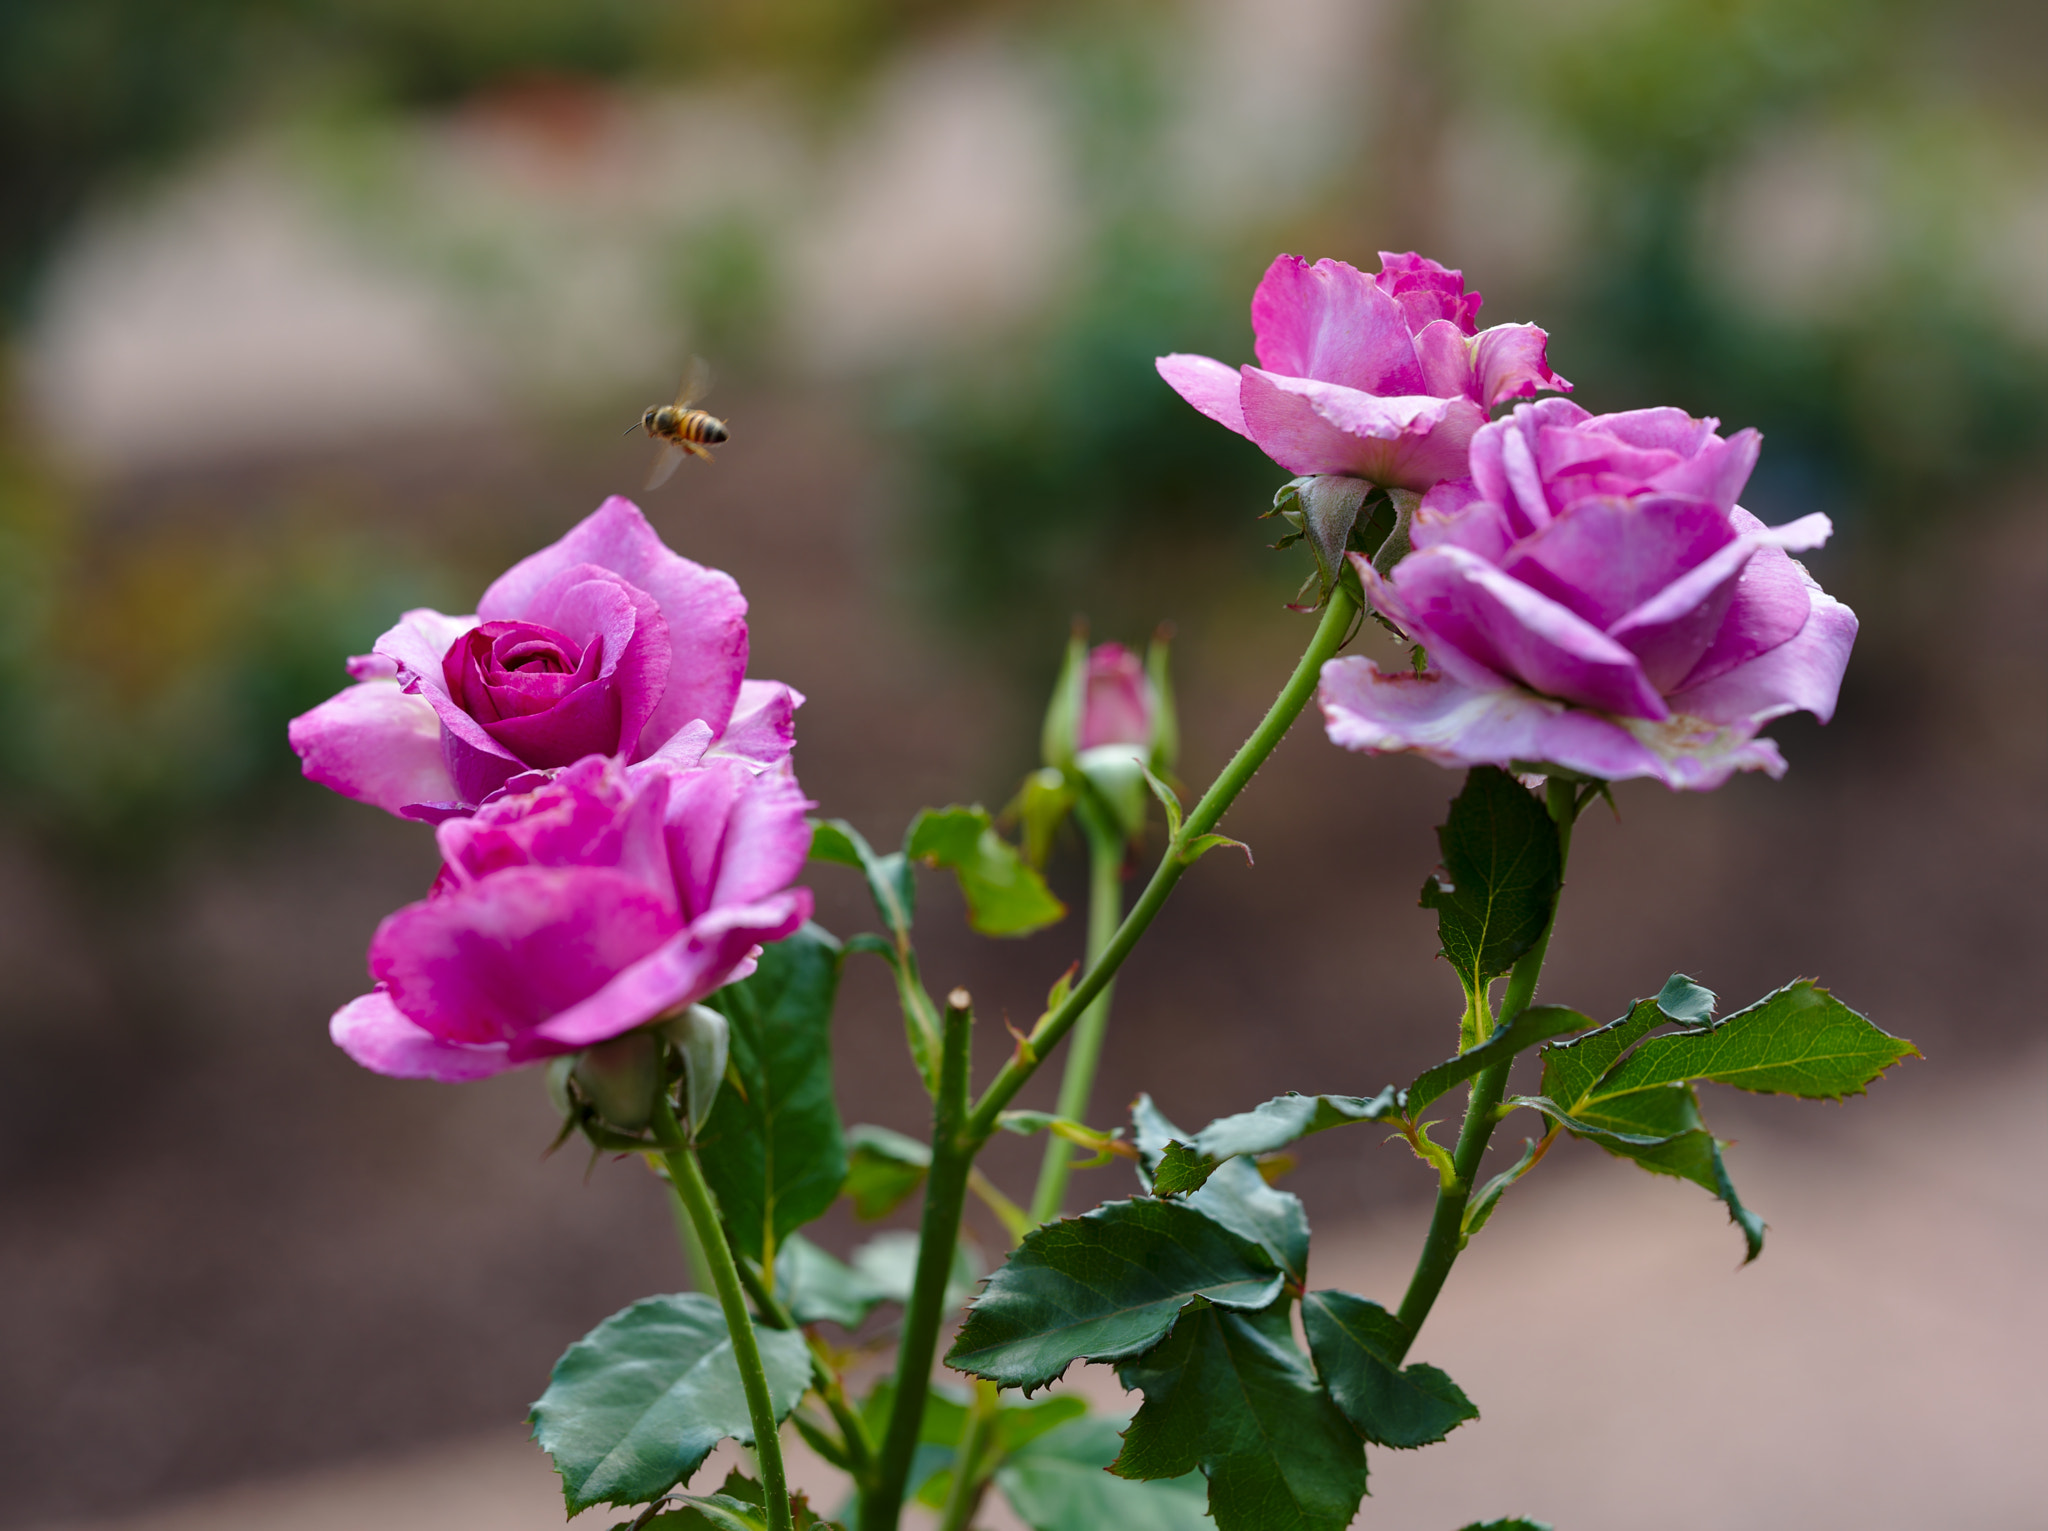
(481, 679, 624, 768)
(376, 607, 515, 768)
(1250, 255, 1427, 396)
(660, 760, 746, 919)
(330, 990, 516, 1081)
(369, 866, 679, 1047)
(1390, 545, 1669, 718)
(289, 680, 457, 817)
(481, 497, 748, 759)
(639, 718, 715, 770)
(1677, 526, 1815, 690)
(1501, 493, 1738, 631)
(1471, 323, 1570, 407)
(1155, 354, 1249, 437)
(1607, 534, 1758, 693)
(1651, 427, 1759, 510)
(709, 762, 816, 910)
(1669, 585, 1858, 729)
(1240, 369, 1484, 490)
(707, 680, 803, 768)
(1318, 658, 1659, 778)
(1591, 407, 1717, 455)
(1410, 319, 1477, 400)
(529, 891, 813, 1052)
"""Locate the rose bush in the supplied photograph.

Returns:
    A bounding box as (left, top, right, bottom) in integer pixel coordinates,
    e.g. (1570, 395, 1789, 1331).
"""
(329, 753, 812, 1081)
(1156, 252, 1569, 491)
(289, 496, 799, 818)
(1319, 399, 1858, 788)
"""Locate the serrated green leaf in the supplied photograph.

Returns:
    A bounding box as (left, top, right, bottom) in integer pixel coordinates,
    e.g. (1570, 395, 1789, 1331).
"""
(810, 819, 915, 935)
(1419, 767, 1563, 997)
(843, 1123, 930, 1220)
(907, 804, 1067, 936)
(1300, 1290, 1477, 1448)
(995, 1415, 1209, 1531)
(1604, 979, 1917, 1100)
(1405, 1004, 1591, 1115)
(696, 926, 848, 1266)
(530, 1293, 812, 1513)
(849, 1230, 982, 1313)
(1129, 1098, 1311, 1282)
(946, 1199, 1284, 1390)
(774, 1232, 889, 1330)
(1142, 1091, 1400, 1196)
(1113, 1301, 1368, 1531)
(1458, 1520, 1554, 1530)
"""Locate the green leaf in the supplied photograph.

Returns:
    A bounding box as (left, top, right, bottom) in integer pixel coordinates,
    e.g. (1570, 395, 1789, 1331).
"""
(1141, 1091, 1400, 1196)
(1419, 767, 1563, 998)
(995, 1415, 1210, 1531)
(843, 1123, 930, 1220)
(1458, 1520, 1554, 1530)
(809, 818, 915, 936)
(696, 926, 848, 1266)
(912, 1394, 1097, 1513)
(906, 805, 1067, 936)
(530, 1293, 812, 1513)
(946, 1199, 1284, 1390)
(1655, 972, 1718, 1023)
(774, 1232, 889, 1330)
(1130, 1097, 1311, 1283)
(1008, 766, 1078, 869)
(1300, 1290, 1477, 1448)
(1602, 979, 1918, 1100)
(849, 1230, 982, 1313)
(1113, 1301, 1369, 1531)
(1404, 1004, 1590, 1115)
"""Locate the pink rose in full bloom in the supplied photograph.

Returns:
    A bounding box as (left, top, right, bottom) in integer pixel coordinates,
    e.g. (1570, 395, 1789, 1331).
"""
(1318, 399, 1858, 790)
(289, 497, 800, 818)
(1156, 252, 1569, 492)
(329, 754, 813, 1082)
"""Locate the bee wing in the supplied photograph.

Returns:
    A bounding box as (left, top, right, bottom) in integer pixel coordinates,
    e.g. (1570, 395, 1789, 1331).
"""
(673, 354, 714, 411)
(645, 441, 687, 491)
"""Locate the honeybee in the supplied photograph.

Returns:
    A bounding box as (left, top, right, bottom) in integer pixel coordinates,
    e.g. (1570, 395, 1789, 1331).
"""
(631, 357, 728, 488)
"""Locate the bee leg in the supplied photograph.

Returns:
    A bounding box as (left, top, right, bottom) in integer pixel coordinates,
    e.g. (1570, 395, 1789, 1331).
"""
(684, 441, 716, 462)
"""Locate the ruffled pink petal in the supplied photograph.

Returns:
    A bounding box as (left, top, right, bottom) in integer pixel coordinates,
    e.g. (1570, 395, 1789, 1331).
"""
(1410, 319, 1478, 400)
(368, 866, 680, 1047)
(1500, 493, 1739, 631)
(1607, 533, 1759, 693)
(1155, 354, 1249, 437)
(330, 990, 516, 1081)
(1468, 400, 1586, 535)
(1239, 369, 1484, 490)
(1250, 255, 1427, 396)
(528, 890, 812, 1052)
(638, 718, 715, 771)
(1471, 324, 1569, 408)
(347, 653, 398, 681)
(288, 680, 457, 817)
(660, 760, 746, 920)
(709, 762, 816, 910)
(537, 571, 671, 759)
(1376, 251, 1485, 335)
(1649, 427, 1759, 510)
(1387, 544, 1669, 718)
(1676, 509, 1821, 689)
(1354, 557, 1511, 691)
(376, 606, 514, 769)
(1319, 658, 1660, 778)
(703, 680, 803, 769)
(479, 497, 748, 758)
(1591, 407, 1718, 455)
(1668, 585, 1858, 729)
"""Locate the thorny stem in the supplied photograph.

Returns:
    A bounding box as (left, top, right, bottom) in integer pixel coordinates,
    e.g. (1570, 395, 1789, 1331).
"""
(1027, 802, 1127, 1225)
(654, 1098, 794, 1531)
(1390, 777, 1579, 1360)
(860, 990, 976, 1531)
(731, 1257, 875, 1478)
(965, 583, 1359, 1141)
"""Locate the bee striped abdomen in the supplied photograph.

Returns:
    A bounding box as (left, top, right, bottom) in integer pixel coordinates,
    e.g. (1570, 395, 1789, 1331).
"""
(656, 408, 727, 445)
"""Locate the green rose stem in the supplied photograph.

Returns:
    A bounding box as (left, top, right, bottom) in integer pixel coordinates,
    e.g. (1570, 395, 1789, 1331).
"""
(1026, 800, 1127, 1225)
(863, 988, 978, 1531)
(863, 585, 1361, 1531)
(934, 1380, 1002, 1531)
(1390, 777, 1580, 1359)
(653, 1095, 796, 1531)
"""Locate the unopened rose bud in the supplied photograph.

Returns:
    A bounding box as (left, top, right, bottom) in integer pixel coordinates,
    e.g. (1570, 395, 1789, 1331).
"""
(1034, 627, 1178, 846)
(660, 1004, 730, 1138)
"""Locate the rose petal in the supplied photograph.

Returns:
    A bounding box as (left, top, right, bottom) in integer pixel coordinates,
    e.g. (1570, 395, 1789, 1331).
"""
(1470, 323, 1569, 407)
(288, 680, 457, 817)
(480, 497, 748, 761)
(1240, 369, 1484, 489)
(369, 866, 680, 1047)
(1649, 426, 1759, 510)
(1501, 493, 1739, 631)
(708, 762, 816, 910)
(1250, 254, 1428, 396)
(330, 990, 515, 1081)
(1607, 533, 1760, 692)
(1155, 353, 1249, 437)
(1389, 544, 1669, 718)
(528, 890, 812, 1052)
(707, 680, 803, 769)
(1676, 510, 1819, 690)
(1669, 585, 1858, 729)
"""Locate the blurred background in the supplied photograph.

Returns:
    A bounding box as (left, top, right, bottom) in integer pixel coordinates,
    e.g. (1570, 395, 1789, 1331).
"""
(2, 1, 2043, 1527)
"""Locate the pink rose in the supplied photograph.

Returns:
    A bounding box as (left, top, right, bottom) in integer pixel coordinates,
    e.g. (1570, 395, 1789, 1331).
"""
(329, 754, 813, 1082)
(1077, 643, 1159, 753)
(1156, 252, 1569, 492)
(1318, 399, 1858, 790)
(289, 496, 800, 818)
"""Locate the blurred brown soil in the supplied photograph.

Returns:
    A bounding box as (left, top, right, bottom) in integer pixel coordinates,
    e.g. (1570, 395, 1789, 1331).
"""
(2, 386, 2042, 1527)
